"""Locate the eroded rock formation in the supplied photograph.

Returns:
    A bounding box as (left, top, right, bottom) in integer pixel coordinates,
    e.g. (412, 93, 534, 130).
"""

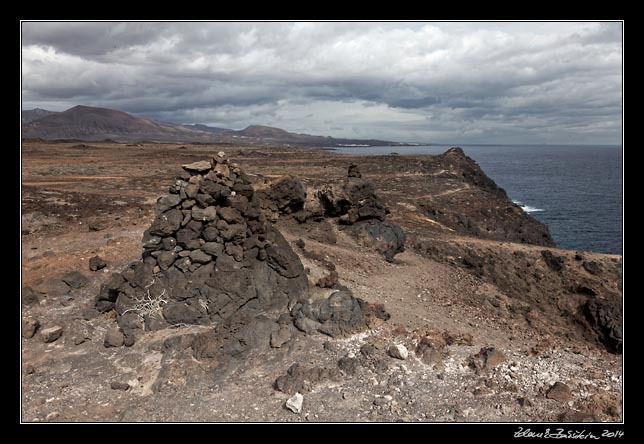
(258, 163, 406, 262)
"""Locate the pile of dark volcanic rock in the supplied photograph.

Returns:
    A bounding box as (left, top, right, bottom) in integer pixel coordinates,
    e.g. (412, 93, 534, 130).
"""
(95, 152, 309, 344)
(258, 164, 406, 262)
(95, 153, 389, 348)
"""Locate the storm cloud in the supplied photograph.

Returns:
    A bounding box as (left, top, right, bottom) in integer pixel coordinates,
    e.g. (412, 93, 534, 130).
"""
(21, 21, 622, 144)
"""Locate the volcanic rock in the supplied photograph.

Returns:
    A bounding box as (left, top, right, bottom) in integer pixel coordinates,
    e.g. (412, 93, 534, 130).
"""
(33, 277, 70, 297)
(41, 326, 64, 343)
(469, 347, 506, 373)
(584, 299, 623, 354)
(96, 155, 309, 343)
(89, 256, 107, 271)
(22, 287, 41, 306)
(104, 327, 125, 348)
(22, 316, 40, 339)
(541, 250, 565, 272)
(351, 220, 406, 262)
(61, 271, 89, 289)
(291, 289, 389, 338)
(546, 382, 574, 403)
(256, 175, 306, 215)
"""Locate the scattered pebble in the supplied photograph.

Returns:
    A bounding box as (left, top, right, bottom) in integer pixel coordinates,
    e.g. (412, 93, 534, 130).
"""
(388, 344, 409, 360)
(40, 325, 63, 343)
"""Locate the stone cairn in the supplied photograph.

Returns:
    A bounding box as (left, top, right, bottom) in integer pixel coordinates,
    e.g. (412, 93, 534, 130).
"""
(95, 152, 308, 345)
(255, 163, 406, 262)
(317, 164, 406, 262)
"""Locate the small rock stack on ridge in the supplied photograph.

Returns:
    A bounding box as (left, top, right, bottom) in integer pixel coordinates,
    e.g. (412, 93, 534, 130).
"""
(255, 163, 406, 262)
(95, 152, 308, 344)
(317, 164, 406, 262)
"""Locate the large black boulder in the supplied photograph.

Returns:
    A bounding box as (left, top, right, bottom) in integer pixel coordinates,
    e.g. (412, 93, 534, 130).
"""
(351, 220, 406, 262)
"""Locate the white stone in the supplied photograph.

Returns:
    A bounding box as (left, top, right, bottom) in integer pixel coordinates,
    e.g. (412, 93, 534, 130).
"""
(389, 344, 409, 360)
(285, 392, 303, 414)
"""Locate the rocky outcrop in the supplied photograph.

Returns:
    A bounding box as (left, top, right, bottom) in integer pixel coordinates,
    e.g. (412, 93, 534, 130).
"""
(401, 148, 555, 247)
(414, 237, 622, 354)
(95, 153, 309, 343)
(290, 289, 390, 337)
(350, 220, 406, 262)
(257, 164, 406, 262)
(584, 299, 622, 354)
(317, 165, 388, 224)
(255, 175, 306, 217)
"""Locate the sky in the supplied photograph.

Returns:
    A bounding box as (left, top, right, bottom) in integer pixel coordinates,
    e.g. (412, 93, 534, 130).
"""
(21, 21, 622, 145)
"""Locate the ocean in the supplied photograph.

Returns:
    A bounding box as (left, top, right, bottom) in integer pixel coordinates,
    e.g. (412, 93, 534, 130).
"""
(327, 145, 623, 255)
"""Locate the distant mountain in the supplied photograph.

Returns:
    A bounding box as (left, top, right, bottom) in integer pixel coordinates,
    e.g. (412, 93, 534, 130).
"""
(22, 108, 58, 124)
(22, 105, 215, 142)
(21, 105, 407, 147)
(238, 125, 293, 139)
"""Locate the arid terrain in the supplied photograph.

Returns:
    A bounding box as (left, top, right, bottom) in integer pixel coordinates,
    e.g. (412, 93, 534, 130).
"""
(21, 141, 622, 423)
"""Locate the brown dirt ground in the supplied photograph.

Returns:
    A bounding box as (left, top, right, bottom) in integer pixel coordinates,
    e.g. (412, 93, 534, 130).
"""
(21, 141, 622, 423)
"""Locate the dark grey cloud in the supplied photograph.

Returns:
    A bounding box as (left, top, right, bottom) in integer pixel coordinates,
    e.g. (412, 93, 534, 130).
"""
(21, 21, 622, 144)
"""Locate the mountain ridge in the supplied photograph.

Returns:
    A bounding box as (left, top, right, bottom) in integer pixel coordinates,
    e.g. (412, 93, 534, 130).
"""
(22, 105, 408, 147)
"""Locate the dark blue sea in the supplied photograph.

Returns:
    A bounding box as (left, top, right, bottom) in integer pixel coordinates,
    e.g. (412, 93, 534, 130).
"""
(328, 145, 623, 255)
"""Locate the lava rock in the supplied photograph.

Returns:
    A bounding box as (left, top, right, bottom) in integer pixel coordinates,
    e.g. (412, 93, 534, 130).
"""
(156, 251, 176, 270)
(182, 160, 212, 172)
(98, 157, 309, 346)
(258, 175, 306, 215)
(582, 260, 602, 275)
(469, 347, 506, 373)
(203, 242, 224, 257)
(541, 250, 565, 272)
(149, 209, 183, 236)
(22, 316, 40, 339)
(110, 381, 131, 391)
(104, 327, 124, 348)
(584, 299, 622, 354)
(89, 256, 107, 271)
(546, 382, 574, 403)
(337, 356, 361, 376)
(275, 363, 343, 395)
(270, 326, 291, 348)
(156, 195, 182, 214)
(218, 207, 245, 224)
(41, 326, 64, 343)
(291, 289, 389, 338)
(189, 249, 212, 264)
(416, 337, 447, 368)
(61, 271, 89, 289)
(192, 206, 218, 222)
(22, 287, 40, 306)
(33, 277, 70, 297)
(67, 319, 93, 345)
(347, 164, 361, 178)
(350, 220, 406, 262)
(142, 230, 162, 249)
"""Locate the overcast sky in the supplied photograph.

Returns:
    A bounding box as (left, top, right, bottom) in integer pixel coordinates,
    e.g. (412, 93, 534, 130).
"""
(21, 21, 622, 144)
